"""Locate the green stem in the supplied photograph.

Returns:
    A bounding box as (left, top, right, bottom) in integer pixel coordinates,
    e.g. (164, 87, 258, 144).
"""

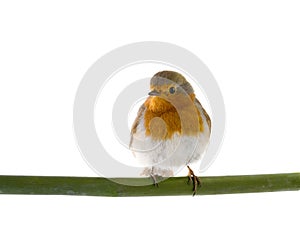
(0, 173, 299, 197)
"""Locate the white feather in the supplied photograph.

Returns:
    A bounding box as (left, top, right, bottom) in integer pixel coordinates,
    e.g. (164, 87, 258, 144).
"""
(130, 105, 210, 177)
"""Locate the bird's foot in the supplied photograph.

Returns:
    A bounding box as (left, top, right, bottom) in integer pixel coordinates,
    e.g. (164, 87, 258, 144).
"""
(150, 174, 159, 187)
(187, 166, 202, 196)
(150, 167, 159, 187)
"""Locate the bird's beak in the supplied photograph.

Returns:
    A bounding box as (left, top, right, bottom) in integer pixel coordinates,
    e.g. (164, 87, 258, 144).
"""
(148, 90, 160, 96)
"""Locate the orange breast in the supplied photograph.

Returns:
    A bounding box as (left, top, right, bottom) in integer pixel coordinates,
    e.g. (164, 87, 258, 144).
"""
(144, 94, 204, 140)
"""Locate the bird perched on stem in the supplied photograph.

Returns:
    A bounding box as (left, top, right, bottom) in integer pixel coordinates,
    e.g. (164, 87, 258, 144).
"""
(130, 71, 211, 195)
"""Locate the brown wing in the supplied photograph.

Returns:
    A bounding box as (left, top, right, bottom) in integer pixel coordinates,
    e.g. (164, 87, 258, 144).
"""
(194, 98, 211, 133)
(129, 103, 146, 148)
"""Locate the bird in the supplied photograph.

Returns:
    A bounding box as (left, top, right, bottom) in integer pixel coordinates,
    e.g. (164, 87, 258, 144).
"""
(129, 70, 211, 195)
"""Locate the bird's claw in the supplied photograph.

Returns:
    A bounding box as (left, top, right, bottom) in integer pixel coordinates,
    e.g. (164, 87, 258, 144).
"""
(150, 174, 159, 187)
(187, 166, 202, 196)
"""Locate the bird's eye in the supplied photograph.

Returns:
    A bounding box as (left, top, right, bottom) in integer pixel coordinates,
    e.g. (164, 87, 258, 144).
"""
(169, 87, 176, 94)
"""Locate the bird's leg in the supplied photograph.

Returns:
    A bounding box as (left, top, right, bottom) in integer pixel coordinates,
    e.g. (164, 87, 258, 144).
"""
(187, 166, 202, 196)
(187, 167, 193, 184)
(150, 167, 159, 187)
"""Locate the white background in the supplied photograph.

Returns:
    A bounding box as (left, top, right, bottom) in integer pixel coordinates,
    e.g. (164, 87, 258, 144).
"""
(0, 1, 299, 224)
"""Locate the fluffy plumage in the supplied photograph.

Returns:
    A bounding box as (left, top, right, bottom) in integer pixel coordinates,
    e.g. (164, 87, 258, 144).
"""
(130, 71, 211, 177)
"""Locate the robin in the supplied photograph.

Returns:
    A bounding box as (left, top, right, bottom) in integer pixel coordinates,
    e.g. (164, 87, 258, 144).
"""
(129, 70, 211, 195)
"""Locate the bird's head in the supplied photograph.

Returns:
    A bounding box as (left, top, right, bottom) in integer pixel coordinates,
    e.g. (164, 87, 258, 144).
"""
(146, 71, 196, 112)
(149, 70, 194, 97)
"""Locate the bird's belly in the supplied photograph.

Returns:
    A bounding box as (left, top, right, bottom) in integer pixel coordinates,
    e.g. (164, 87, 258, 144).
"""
(130, 124, 210, 177)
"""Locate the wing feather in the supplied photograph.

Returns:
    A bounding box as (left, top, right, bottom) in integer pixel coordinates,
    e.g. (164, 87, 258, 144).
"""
(129, 104, 146, 148)
(194, 98, 211, 133)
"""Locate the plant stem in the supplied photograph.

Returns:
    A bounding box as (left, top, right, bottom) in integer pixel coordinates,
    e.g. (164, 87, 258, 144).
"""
(0, 173, 299, 197)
